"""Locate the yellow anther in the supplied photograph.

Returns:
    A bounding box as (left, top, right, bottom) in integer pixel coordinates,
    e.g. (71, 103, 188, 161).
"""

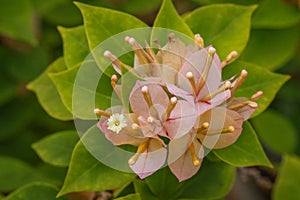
(189, 144, 200, 167)
(162, 97, 178, 121)
(230, 69, 248, 97)
(221, 51, 238, 68)
(228, 100, 258, 110)
(197, 122, 209, 134)
(201, 81, 231, 102)
(128, 141, 149, 165)
(250, 91, 263, 101)
(111, 74, 118, 88)
(194, 34, 204, 49)
(186, 72, 198, 96)
(93, 108, 111, 118)
(197, 47, 216, 92)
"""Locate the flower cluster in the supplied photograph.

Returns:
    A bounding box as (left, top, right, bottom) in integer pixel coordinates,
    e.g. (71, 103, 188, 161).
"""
(94, 33, 263, 181)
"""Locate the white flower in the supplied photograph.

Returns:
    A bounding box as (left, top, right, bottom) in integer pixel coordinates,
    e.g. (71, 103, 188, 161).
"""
(107, 113, 127, 134)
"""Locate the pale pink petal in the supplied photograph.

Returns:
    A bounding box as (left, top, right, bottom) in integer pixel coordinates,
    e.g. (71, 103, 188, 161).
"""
(168, 136, 204, 182)
(164, 100, 197, 139)
(137, 115, 166, 137)
(166, 83, 194, 103)
(130, 139, 167, 179)
(197, 107, 243, 149)
(162, 36, 187, 73)
(130, 81, 169, 118)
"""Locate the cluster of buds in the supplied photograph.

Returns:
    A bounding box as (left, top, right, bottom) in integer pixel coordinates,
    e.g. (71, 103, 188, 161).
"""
(94, 33, 263, 181)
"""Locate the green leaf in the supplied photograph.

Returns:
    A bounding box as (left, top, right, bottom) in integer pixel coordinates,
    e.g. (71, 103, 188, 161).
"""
(184, 4, 257, 60)
(191, 0, 259, 5)
(252, 0, 300, 29)
(115, 193, 141, 200)
(27, 57, 73, 121)
(213, 122, 272, 167)
(223, 61, 290, 117)
(0, 0, 37, 45)
(153, 0, 194, 41)
(76, 2, 148, 50)
(0, 157, 43, 192)
(135, 160, 235, 200)
(58, 126, 136, 196)
(251, 109, 298, 154)
(4, 182, 67, 200)
(58, 26, 90, 68)
(273, 155, 300, 200)
(49, 60, 113, 119)
(32, 130, 79, 167)
(239, 28, 299, 71)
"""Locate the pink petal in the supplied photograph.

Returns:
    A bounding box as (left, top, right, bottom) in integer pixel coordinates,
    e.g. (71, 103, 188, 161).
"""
(164, 100, 198, 139)
(197, 107, 244, 149)
(130, 81, 169, 118)
(130, 139, 167, 179)
(166, 83, 194, 103)
(168, 134, 204, 182)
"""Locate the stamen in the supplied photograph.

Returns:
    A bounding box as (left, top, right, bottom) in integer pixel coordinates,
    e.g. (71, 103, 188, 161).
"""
(201, 81, 231, 102)
(168, 33, 176, 43)
(147, 116, 154, 124)
(197, 47, 216, 92)
(145, 41, 158, 63)
(131, 123, 140, 130)
(197, 122, 209, 134)
(128, 141, 149, 165)
(162, 97, 178, 121)
(141, 86, 153, 108)
(153, 39, 163, 56)
(221, 51, 238, 68)
(111, 74, 118, 88)
(199, 125, 235, 135)
(228, 100, 258, 110)
(104, 50, 132, 72)
(230, 69, 248, 97)
(194, 34, 204, 48)
(188, 143, 200, 166)
(93, 108, 111, 118)
(186, 72, 198, 95)
(125, 37, 153, 64)
(250, 91, 263, 101)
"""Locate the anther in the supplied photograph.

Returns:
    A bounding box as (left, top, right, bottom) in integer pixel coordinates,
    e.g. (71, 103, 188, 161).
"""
(104, 50, 132, 73)
(230, 69, 248, 97)
(93, 108, 111, 118)
(221, 51, 238, 68)
(162, 97, 178, 121)
(153, 39, 163, 56)
(228, 100, 258, 110)
(128, 141, 148, 165)
(197, 47, 216, 92)
(125, 36, 152, 64)
(141, 86, 154, 108)
(251, 91, 263, 101)
(201, 81, 231, 102)
(168, 33, 176, 43)
(194, 34, 204, 48)
(200, 126, 235, 135)
(131, 123, 140, 130)
(197, 122, 209, 134)
(188, 144, 200, 166)
(111, 74, 118, 88)
(186, 72, 198, 95)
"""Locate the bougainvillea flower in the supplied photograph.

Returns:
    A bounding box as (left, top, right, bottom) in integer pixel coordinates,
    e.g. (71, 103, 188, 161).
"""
(94, 106, 167, 179)
(168, 106, 243, 181)
(96, 32, 264, 181)
(166, 46, 231, 115)
(129, 80, 197, 139)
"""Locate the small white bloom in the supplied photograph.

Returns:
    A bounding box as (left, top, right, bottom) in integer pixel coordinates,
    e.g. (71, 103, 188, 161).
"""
(107, 113, 127, 134)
